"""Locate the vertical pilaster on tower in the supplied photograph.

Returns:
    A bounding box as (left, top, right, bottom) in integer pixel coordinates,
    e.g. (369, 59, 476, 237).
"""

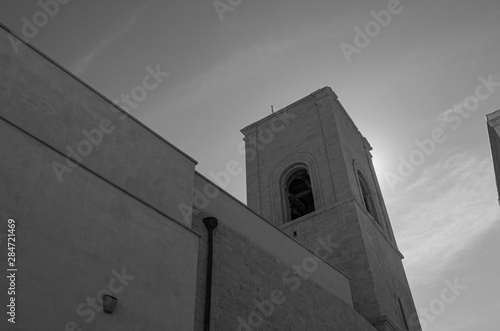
(241, 87, 422, 331)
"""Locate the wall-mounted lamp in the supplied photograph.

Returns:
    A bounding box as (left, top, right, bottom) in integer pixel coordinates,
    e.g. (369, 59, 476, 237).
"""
(103, 294, 117, 314)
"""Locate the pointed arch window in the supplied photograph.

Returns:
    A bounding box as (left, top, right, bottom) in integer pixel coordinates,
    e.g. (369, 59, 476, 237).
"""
(357, 171, 379, 224)
(286, 169, 315, 221)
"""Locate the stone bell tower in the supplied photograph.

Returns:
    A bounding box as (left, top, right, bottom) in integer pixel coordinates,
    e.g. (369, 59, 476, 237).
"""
(241, 87, 421, 331)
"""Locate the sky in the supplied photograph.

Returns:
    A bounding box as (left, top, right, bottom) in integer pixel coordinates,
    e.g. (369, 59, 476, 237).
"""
(1, 0, 500, 330)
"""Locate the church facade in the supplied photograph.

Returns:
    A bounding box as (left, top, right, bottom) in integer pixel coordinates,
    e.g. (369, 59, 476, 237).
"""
(0, 23, 421, 331)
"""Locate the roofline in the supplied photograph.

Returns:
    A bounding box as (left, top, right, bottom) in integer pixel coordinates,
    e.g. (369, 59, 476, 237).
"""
(194, 170, 352, 280)
(241, 87, 338, 134)
(0, 21, 197, 165)
(486, 109, 500, 121)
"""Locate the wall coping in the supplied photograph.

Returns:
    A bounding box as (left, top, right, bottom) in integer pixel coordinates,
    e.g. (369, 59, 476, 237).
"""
(193, 171, 354, 307)
(0, 22, 197, 165)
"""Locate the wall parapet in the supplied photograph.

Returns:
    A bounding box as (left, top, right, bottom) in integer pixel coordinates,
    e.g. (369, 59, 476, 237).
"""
(193, 172, 354, 307)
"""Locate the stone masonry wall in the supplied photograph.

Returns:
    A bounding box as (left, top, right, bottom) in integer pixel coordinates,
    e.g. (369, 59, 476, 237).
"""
(280, 200, 383, 324)
(193, 216, 376, 331)
(356, 205, 421, 331)
(0, 25, 200, 331)
(330, 93, 421, 330)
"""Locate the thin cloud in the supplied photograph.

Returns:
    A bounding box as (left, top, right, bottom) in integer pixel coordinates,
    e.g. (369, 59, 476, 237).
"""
(386, 16, 500, 110)
(435, 72, 500, 125)
(432, 19, 500, 124)
(141, 41, 289, 122)
(388, 147, 500, 286)
(142, 27, 334, 122)
(72, 0, 157, 75)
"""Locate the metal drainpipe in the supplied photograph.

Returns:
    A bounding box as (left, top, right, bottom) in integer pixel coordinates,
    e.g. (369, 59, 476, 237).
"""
(203, 217, 218, 331)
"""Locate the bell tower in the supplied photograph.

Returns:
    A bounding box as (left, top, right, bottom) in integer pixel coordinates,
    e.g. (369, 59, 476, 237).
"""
(241, 87, 421, 331)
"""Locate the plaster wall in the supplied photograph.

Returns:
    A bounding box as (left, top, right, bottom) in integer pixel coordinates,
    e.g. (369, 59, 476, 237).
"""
(0, 24, 200, 331)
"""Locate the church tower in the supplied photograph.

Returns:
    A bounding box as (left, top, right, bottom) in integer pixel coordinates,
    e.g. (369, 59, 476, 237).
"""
(241, 87, 421, 331)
